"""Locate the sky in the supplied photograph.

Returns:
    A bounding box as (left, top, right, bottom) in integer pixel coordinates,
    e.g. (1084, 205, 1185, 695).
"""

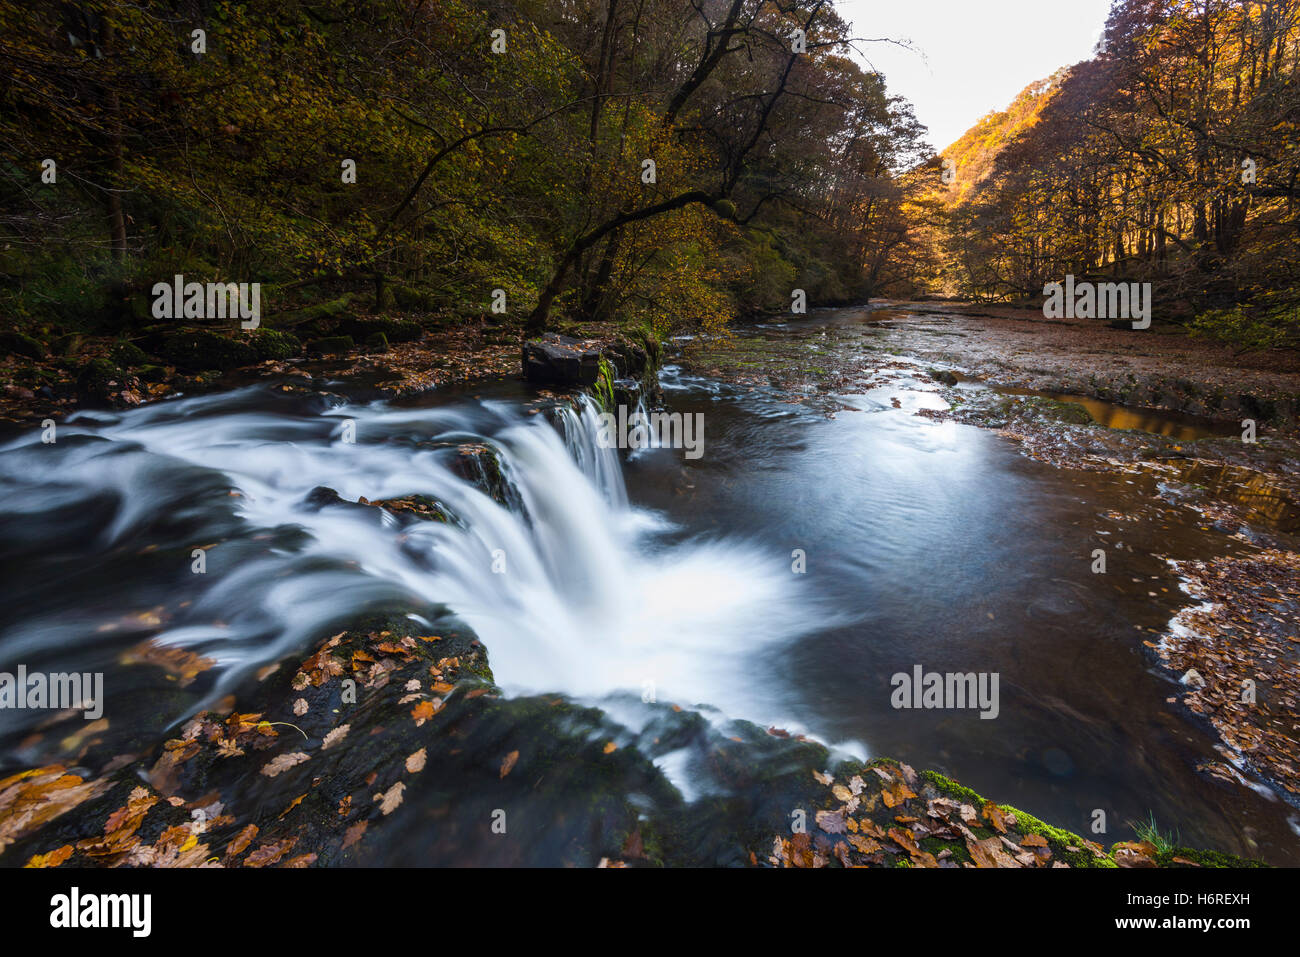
(836, 0, 1115, 151)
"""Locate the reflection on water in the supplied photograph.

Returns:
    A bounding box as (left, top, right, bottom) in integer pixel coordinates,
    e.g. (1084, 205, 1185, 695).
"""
(998, 388, 1237, 441)
(1162, 460, 1300, 534)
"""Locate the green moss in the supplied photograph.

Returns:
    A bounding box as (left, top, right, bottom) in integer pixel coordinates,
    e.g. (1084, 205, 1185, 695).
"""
(1001, 804, 1117, 869)
(920, 836, 970, 865)
(246, 328, 302, 361)
(161, 329, 258, 371)
(919, 769, 984, 806)
(591, 357, 617, 414)
(1154, 846, 1268, 869)
(109, 340, 148, 367)
(304, 335, 354, 356)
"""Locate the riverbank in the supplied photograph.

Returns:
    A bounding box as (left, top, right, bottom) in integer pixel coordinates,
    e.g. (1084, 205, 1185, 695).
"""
(0, 315, 527, 425)
(0, 608, 1263, 869)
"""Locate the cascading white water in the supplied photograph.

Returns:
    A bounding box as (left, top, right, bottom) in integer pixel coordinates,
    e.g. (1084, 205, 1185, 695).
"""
(0, 386, 819, 735)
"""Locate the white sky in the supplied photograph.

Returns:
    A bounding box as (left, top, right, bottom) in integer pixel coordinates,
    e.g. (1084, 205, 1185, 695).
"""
(836, 0, 1115, 150)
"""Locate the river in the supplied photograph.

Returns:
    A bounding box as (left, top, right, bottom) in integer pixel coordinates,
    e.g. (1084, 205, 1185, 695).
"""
(1, 304, 1297, 865)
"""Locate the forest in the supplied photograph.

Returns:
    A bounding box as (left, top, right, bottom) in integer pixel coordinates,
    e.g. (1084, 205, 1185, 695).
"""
(3, 2, 1296, 364)
(0, 0, 930, 360)
(932, 0, 1300, 351)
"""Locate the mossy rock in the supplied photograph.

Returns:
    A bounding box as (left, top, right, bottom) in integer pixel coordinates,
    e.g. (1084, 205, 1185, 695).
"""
(364, 331, 390, 352)
(109, 340, 149, 367)
(134, 364, 169, 384)
(304, 335, 354, 356)
(74, 358, 133, 406)
(341, 317, 422, 344)
(392, 285, 439, 312)
(274, 293, 357, 327)
(1043, 399, 1096, 425)
(245, 328, 302, 361)
(50, 333, 85, 358)
(0, 331, 48, 360)
(160, 330, 258, 371)
(1011, 396, 1095, 426)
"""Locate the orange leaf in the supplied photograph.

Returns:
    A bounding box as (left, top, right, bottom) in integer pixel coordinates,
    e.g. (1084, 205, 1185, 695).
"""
(500, 750, 519, 778)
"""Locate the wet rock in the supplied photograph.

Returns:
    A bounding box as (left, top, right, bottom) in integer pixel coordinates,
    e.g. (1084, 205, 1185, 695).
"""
(160, 329, 258, 371)
(109, 340, 149, 367)
(302, 486, 348, 510)
(0, 331, 47, 360)
(523, 333, 604, 387)
(606, 336, 653, 381)
(339, 317, 422, 345)
(247, 329, 302, 361)
(450, 443, 519, 510)
(304, 335, 354, 356)
(612, 377, 642, 408)
(74, 358, 141, 408)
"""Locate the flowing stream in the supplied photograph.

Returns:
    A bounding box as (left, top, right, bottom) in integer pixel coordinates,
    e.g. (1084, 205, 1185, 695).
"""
(1, 306, 1298, 864)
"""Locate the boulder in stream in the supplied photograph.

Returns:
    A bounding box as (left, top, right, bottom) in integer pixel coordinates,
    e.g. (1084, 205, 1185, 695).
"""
(522, 333, 604, 387)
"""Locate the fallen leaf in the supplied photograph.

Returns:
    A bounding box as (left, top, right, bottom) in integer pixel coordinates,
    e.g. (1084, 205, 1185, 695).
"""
(374, 781, 405, 815)
(816, 809, 847, 834)
(24, 844, 74, 868)
(500, 750, 519, 778)
(225, 824, 258, 858)
(342, 821, 367, 850)
(260, 752, 310, 778)
(321, 724, 350, 750)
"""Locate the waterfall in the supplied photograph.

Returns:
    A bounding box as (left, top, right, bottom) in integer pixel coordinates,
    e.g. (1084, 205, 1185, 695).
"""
(0, 385, 816, 735)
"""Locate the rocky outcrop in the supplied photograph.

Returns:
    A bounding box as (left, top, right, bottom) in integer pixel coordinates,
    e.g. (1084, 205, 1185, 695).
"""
(522, 330, 662, 414)
(522, 333, 605, 387)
